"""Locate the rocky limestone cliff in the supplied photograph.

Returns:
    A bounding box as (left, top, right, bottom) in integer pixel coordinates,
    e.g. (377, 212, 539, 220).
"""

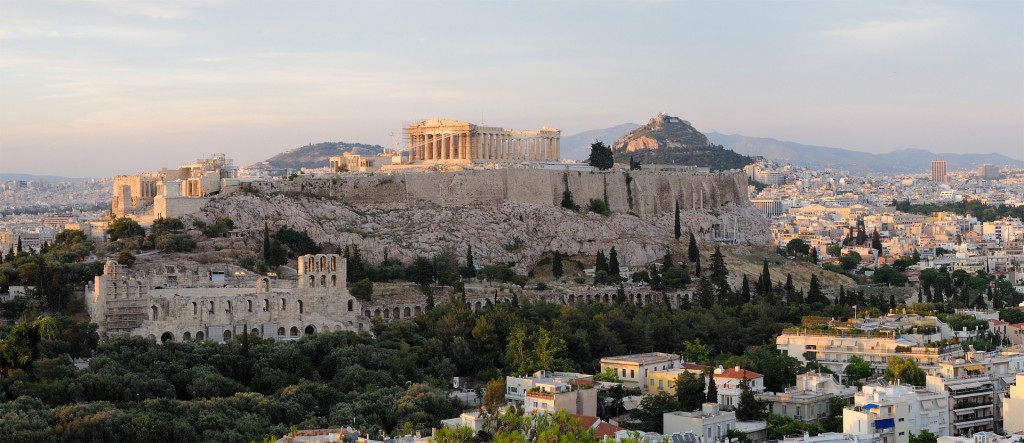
(190, 169, 769, 272)
(612, 113, 752, 171)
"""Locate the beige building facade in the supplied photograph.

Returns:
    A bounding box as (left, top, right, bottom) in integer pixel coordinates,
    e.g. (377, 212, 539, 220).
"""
(404, 119, 560, 164)
(85, 254, 366, 342)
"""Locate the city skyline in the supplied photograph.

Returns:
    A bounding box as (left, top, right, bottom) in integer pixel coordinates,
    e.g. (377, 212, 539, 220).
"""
(1, 0, 1022, 177)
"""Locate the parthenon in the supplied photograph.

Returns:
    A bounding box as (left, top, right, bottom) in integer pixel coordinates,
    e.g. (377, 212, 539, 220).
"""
(404, 119, 560, 164)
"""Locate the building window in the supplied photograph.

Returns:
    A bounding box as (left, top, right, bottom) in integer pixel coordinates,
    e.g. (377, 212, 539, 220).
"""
(630, 369, 635, 378)
(281, 298, 286, 310)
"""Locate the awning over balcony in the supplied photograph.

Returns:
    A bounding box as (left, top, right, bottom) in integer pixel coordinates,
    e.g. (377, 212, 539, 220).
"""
(963, 364, 984, 371)
(875, 418, 895, 429)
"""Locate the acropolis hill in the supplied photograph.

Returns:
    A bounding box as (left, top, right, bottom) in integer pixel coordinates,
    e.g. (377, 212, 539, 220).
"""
(189, 168, 770, 272)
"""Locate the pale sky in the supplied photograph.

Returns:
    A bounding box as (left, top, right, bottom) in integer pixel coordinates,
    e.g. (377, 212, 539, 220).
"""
(1, 0, 1022, 177)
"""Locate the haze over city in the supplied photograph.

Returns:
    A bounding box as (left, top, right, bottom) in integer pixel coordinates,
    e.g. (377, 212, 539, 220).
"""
(1, 0, 1022, 177)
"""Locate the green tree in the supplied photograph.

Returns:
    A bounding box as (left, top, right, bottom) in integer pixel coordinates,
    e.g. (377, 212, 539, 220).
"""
(594, 367, 622, 383)
(676, 371, 706, 412)
(735, 376, 767, 421)
(0, 315, 56, 373)
(681, 339, 711, 364)
(786, 238, 809, 256)
(351, 278, 373, 301)
(909, 430, 938, 443)
(709, 245, 728, 292)
(696, 277, 715, 308)
(587, 141, 614, 170)
(631, 392, 680, 432)
(806, 274, 826, 304)
(688, 232, 699, 263)
(106, 217, 145, 242)
(840, 251, 862, 271)
(608, 247, 620, 280)
(758, 259, 772, 296)
(844, 356, 871, 385)
(551, 250, 564, 279)
(117, 250, 136, 266)
(705, 368, 718, 404)
(460, 244, 476, 279)
(883, 356, 925, 386)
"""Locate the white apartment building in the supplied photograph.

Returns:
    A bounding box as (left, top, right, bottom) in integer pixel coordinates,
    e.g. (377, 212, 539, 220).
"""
(844, 400, 910, 443)
(663, 403, 737, 442)
(924, 350, 1024, 436)
(759, 371, 857, 423)
(505, 370, 597, 416)
(776, 316, 963, 374)
(600, 352, 683, 392)
(849, 382, 950, 437)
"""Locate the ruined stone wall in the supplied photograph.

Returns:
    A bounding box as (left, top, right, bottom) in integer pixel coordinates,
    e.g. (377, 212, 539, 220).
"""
(246, 169, 750, 220)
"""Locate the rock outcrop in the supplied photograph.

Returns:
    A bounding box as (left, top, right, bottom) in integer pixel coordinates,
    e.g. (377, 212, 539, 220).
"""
(612, 113, 752, 171)
(191, 169, 769, 272)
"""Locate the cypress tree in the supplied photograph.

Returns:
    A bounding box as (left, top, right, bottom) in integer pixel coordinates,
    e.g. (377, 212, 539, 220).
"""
(694, 254, 702, 277)
(871, 228, 883, 254)
(608, 246, 620, 279)
(807, 274, 825, 304)
(552, 250, 564, 279)
(463, 244, 477, 278)
(784, 274, 796, 296)
(697, 276, 715, 308)
(709, 245, 728, 290)
(688, 232, 699, 263)
(596, 250, 608, 274)
(663, 249, 674, 269)
(759, 259, 771, 295)
(740, 274, 751, 304)
(674, 202, 682, 240)
(838, 285, 846, 306)
(705, 369, 718, 404)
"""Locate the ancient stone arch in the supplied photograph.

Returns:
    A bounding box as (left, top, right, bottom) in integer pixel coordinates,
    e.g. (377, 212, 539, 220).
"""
(304, 325, 315, 335)
(251, 328, 260, 337)
(298, 300, 304, 313)
(196, 331, 204, 340)
(183, 331, 191, 341)
(151, 305, 159, 321)
(289, 326, 299, 337)
(277, 327, 285, 337)
(404, 307, 411, 317)
(160, 332, 173, 343)
(347, 300, 354, 311)
(223, 330, 232, 341)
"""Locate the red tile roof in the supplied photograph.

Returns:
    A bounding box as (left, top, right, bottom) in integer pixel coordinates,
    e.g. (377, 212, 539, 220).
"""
(594, 422, 624, 437)
(714, 368, 764, 379)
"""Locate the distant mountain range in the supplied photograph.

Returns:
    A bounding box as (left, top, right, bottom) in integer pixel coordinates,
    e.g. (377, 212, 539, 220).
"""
(704, 133, 1024, 174)
(558, 122, 1022, 174)
(0, 173, 95, 182)
(251, 142, 386, 170)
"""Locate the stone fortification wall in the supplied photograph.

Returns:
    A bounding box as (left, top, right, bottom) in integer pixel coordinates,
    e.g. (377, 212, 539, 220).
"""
(243, 169, 749, 219)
